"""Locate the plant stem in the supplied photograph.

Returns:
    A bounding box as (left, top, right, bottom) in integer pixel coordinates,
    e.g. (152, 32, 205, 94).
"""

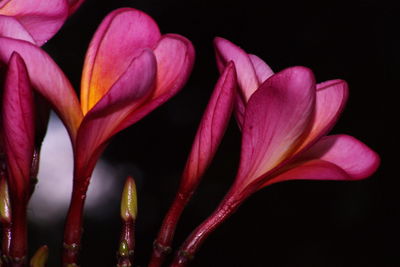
(8, 200, 28, 267)
(116, 219, 135, 267)
(170, 196, 240, 267)
(62, 180, 89, 267)
(148, 192, 190, 267)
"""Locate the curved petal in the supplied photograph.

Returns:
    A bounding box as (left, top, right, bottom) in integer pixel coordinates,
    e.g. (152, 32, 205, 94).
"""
(81, 8, 161, 114)
(0, 37, 82, 140)
(0, 0, 68, 45)
(295, 79, 349, 153)
(181, 62, 236, 191)
(214, 37, 259, 101)
(115, 33, 195, 131)
(263, 134, 380, 186)
(2, 53, 34, 198)
(235, 66, 316, 189)
(74, 50, 157, 180)
(0, 15, 35, 43)
(248, 54, 274, 83)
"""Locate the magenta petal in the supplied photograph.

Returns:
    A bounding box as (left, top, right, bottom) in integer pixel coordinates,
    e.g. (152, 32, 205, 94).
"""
(298, 134, 380, 179)
(116, 34, 195, 130)
(295, 79, 349, 153)
(181, 62, 236, 190)
(263, 134, 380, 186)
(0, 37, 82, 140)
(236, 66, 316, 188)
(2, 53, 34, 197)
(248, 54, 274, 83)
(81, 8, 161, 113)
(0, 0, 68, 45)
(0, 15, 35, 43)
(214, 37, 259, 101)
(74, 50, 157, 179)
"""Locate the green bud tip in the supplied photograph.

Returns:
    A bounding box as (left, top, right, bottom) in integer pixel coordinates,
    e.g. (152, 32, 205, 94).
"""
(120, 176, 137, 221)
(30, 245, 48, 267)
(0, 178, 11, 223)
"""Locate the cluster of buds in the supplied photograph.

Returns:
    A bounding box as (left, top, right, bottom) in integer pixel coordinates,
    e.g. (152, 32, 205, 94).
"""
(0, 1, 379, 266)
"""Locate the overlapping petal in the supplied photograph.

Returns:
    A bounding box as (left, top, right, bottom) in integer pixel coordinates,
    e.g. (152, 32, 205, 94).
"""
(1, 53, 34, 198)
(264, 135, 380, 186)
(236, 66, 316, 188)
(214, 37, 259, 100)
(0, 37, 82, 140)
(0, 15, 35, 43)
(182, 62, 236, 188)
(81, 8, 161, 114)
(0, 0, 69, 45)
(116, 34, 195, 131)
(75, 50, 157, 178)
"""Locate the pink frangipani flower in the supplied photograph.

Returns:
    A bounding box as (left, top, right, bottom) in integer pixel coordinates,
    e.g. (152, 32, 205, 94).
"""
(171, 38, 380, 266)
(0, 0, 69, 46)
(0, 7, 194, 265)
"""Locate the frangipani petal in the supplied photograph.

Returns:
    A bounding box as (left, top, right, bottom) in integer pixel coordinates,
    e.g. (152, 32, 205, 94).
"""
(236, 66, 316, 188)
(116, 34, 195, 130)
(295, 79, 349, 153)
(214, 37, 259, 101)
(0, 15, 35, 43)
(75, 50, 157, 179)
(81, 8, 161, 114)
(2, 53, 34, 198)
(248, 54, 274, 83)
(264, 134, 380, 186)
(182, 62, 236, 190)
(0, 37, 82, 140)
(0, 0, 68, 46)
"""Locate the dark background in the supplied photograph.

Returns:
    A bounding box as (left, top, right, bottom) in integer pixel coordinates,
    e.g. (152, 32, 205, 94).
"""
(30, 0, 397, 266)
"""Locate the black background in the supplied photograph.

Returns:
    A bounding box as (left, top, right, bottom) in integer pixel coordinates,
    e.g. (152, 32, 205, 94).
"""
(30, 0, 397, 266)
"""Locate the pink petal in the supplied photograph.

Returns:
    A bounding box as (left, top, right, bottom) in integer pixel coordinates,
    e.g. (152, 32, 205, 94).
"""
(248, 54, 274, 83)
(264, 134, 380, 186)
(181, 62, 236, 191)
(116, 34, 195, 131)
(74, 50, 157, 180)
(295, 79, 349, 153)
(0, 0, 68, 46)
(0, 37, 82, 140)
(81, 8, 161, 114)
(2, 53, 34, 197)
(0, 15, 35, 43)
(235, 66, 316, 188)
(214, 37, 259, 101)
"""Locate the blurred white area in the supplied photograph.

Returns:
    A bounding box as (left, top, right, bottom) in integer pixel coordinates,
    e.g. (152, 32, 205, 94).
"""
(29, 114, 118, 224)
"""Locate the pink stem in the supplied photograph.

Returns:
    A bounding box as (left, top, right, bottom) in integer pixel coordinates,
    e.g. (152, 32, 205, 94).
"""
(170, 196, 241, 267)
(149, 192, 190, 267)
(62, 179, 89, 266)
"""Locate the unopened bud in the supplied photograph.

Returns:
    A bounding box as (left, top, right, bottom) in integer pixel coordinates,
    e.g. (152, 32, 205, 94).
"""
(120, 177, 137, 221)
(30, 245, 48, 267)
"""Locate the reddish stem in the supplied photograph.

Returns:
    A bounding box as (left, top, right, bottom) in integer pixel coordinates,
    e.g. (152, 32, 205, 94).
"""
(148, 192, 190, 267)
(170, 196, 240, 267)
(8, 200, 28, 267)
(62, 180, 89, 266)
(117, 219, 135, 267)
